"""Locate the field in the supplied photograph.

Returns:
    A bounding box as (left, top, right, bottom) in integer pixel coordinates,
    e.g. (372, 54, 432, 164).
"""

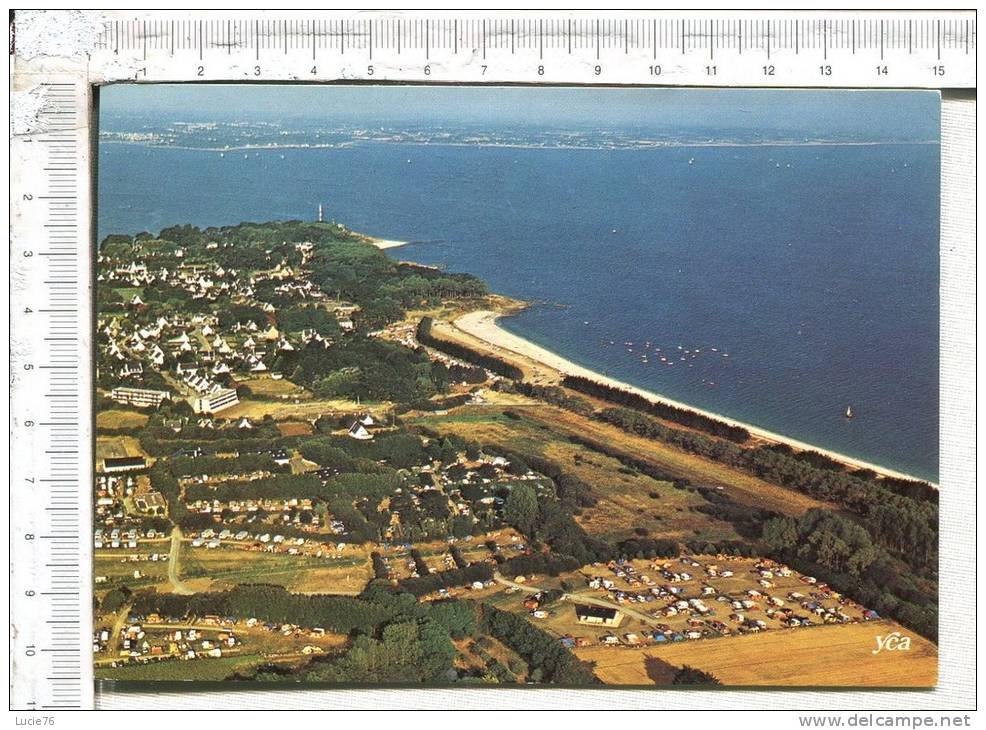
(95, 610, 351, 681)
(420, 397, 832, 519)
(96, 435, 149, 461)
(575, 620, 938, 687)
(95, 548, 171, 590)
(277, 421, 315, 437)
(97, 409, 150, 430)
(110, 286, 144, 301)
(522, 404, 832, 517)
(216, 396, 388, 422)
(412, 406, 740, 543)
(174, 529, 522, 594)
(235, 375, 311, 399)
(179, 545, 374, 595)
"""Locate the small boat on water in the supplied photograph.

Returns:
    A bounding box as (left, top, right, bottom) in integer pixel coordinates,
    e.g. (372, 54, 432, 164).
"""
(845, 406, 854, 419)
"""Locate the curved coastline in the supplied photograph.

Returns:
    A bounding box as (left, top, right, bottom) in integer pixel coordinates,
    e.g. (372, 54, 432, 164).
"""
(452, 308, 936, 487)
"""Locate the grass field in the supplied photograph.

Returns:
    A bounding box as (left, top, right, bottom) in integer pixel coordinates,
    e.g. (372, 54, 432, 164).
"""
(278, 421, 315, 437)
(97, 409, 150, 430)
(170, 530, 518, 595)
(418, 375, 832, 522)
(180, 546, 374, 595)
(95, 551, 170, 589)
(412, 406, 739, 543)
(96, 435, 149, 462)
(519, 402, 832, 518)
(95, 654, 268, 682)
(575, 620, 938, 687)
(218, 397, 388, 422)
(235, 375, 311, 399)
(111, 287, 144, 301)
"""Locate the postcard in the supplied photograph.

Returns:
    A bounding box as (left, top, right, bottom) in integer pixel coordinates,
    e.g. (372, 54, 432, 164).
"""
(92, 84, 940, 688)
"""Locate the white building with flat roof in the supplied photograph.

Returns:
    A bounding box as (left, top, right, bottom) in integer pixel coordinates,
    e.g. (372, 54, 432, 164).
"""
(192, 388, 239, 414)
(110, 386, 171, 409)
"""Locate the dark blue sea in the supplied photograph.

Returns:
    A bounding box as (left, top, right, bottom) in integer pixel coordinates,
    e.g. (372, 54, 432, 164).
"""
(98, 141, 940, 481)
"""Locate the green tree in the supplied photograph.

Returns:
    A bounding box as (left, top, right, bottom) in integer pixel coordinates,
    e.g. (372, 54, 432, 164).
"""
(761, 516, 798, 552)
(672, 666, 721, 685)
(504, 483, 539, 536)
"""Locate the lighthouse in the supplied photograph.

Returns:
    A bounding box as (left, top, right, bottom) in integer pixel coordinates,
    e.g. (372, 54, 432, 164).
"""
(317, 204, 323, 223)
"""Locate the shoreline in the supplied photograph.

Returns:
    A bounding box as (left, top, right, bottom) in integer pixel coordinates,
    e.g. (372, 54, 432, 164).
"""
(452, 309, 935, 487)
(367, 237, 408, 250)
(100, 138, 940, 153)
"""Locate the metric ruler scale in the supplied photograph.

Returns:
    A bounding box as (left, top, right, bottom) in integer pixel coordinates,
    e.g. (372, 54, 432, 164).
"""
(88, 12, 976, 88)
(10, 79, 94, 710)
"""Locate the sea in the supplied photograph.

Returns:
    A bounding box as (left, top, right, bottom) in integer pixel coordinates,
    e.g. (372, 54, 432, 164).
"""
(97, 139, 940, 482)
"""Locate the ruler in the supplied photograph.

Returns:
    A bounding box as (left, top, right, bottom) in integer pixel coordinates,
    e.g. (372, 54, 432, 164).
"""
(85, 11, 976, 88)
(6, 8, 975, 712)
(10, 78, 94, 710)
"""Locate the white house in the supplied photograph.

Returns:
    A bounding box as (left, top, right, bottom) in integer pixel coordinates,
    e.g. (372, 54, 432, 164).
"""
(348, 421, 372, 440)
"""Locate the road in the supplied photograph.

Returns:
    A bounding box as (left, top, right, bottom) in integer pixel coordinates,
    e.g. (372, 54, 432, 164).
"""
(492, 571, 663, 627)
(168, 527, 194, 595)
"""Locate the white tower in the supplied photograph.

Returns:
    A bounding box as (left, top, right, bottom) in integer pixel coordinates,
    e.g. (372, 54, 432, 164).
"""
(317, 204, 323, 223)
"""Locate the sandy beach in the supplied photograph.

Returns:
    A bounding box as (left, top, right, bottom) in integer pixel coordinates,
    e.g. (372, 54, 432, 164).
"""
(452, 309, 934, 486)
(369, 237, 408, 250)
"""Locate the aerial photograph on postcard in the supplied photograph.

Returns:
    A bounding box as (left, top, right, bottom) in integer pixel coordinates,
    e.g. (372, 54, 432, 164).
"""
(92, 85, 939, 687)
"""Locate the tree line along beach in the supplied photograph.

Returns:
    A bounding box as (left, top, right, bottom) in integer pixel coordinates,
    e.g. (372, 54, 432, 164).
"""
(441, 308, 936, 487)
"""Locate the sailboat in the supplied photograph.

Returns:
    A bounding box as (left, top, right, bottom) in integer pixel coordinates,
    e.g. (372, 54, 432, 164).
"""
(844, 406, 854, 419)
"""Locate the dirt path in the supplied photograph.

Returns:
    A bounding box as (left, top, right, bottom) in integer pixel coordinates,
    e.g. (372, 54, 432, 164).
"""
(103, 601, 133, 648)
(168, 527, 194, 595)
(493, 571, 662, 627)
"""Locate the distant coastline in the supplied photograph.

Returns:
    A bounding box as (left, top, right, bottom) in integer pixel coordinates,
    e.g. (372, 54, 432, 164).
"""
(451, 308, 936, 487)
(97, 137, 941, 154)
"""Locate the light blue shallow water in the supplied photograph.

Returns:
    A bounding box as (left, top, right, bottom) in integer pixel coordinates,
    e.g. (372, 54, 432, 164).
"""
(98, 139, 939, 481)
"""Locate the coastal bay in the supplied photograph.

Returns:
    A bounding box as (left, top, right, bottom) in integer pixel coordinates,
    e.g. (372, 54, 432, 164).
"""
(98, 140, 940, 481)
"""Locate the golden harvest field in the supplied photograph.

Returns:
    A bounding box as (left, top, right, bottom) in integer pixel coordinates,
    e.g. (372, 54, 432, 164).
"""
(576, 620, 937, 687)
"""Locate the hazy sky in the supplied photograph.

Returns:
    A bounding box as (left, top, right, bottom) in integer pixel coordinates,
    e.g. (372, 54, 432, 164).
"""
(100, 84, 939, 140)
